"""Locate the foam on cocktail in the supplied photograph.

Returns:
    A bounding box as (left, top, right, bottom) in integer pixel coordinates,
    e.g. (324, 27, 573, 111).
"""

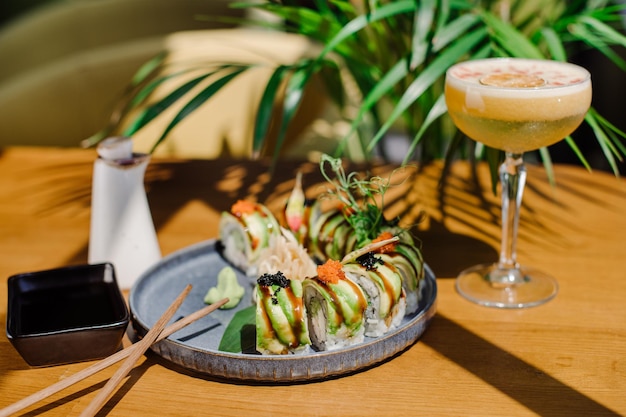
(445, 58, 592, 152)
(446, 58, 591, 98)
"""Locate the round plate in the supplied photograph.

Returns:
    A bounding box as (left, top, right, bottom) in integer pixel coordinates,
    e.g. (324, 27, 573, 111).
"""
(129, 239, 437, 382)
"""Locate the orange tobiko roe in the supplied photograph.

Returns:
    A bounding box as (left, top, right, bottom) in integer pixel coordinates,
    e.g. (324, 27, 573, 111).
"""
(317, 259, 345, 284)
(372, 231, 397, 253)
(231, 199, 257, 216)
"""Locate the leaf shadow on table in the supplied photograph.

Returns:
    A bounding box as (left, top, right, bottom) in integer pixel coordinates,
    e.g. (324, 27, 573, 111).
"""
(141, 158, 502, 277)
(422, 314, 622, 417)
(6, 156, 625, 414)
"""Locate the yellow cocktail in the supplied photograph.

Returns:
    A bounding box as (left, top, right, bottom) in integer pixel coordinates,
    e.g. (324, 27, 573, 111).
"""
(445, 58, 591, 153)
(444, 58, 591, 308)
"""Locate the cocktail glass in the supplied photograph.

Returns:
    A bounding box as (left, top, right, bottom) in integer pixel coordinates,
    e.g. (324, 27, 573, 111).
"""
(444, 58, 592, 308)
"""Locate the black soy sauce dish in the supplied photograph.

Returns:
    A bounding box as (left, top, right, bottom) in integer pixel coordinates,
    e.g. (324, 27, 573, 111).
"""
(6, 263, 129, 367)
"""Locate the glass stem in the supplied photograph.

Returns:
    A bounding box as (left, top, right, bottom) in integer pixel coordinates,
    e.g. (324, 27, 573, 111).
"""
(498, 152, 526, 272)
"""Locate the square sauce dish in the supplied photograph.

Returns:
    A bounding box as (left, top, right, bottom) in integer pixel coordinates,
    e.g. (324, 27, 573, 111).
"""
(6, 263, 129, 366)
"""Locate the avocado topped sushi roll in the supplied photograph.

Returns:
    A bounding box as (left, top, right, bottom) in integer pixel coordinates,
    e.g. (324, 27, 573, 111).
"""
(219, 199, 281, 277)
(256, 272, 311, 355)
(303, 260, 368, 351)
(343, 250, 406, 337)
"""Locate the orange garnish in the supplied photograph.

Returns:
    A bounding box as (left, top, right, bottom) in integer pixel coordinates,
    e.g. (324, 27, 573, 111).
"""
(339, 203, 355, 216)
(231, 200, 257, 216)
(317, 259, 344, 284)
(480, 73, 546, 88)
(372, 231, 397, 253)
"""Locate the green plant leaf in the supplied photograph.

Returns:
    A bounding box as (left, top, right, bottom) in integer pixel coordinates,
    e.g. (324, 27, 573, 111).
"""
(410, 0, 435, 70)
(589, 109, 626, 156)
(538, 27, 567, 61)
(578, 15, 626, 46)
(316, 1, 418, 62)
(150, 67, 248, 153)
(251, 4, 344, 48)
(538, 147, 556, 186)
(123, 67, 239, 137)
(403, 93, 448, 164)
(480, 10, 545, 59)
(127, 69, 202, 112)
(366, 27, 488, 153)
(269, 65, 313, 163)
(568, 21, 626, 70)
(563, 136, 592, 171)
(584, 110, 621, 176)
(218, 305, 256, 353)
(336, 57, 409, 155)
(432, 13, 481, 52)
(130, 51, 167, 87)
(253, 65, 291, 158)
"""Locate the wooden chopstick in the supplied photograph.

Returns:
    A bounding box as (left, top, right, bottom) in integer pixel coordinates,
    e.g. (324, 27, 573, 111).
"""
(0, 287, 228, 417)
(78, 284, 192, 416)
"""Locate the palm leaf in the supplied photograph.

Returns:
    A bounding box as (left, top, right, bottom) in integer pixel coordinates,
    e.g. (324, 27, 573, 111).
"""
(537, 27, 567, 61)
(123, 69, 225, 137)
(432, 13, 482, 52)
(589, 109, 626, 156)
(249, 4, 345, 48)
(336, 57, 410, 155)
(268, 65, 313, 163)
(150, 67, 248, 153)
(584, 110, 622, 176)
(315, 1, 418, 62)
(563, 136, 592, 171)
(410, 0, 436, 70)
(480, 10, 545, 59)
(403, 93, 448, 164)
(129, 51, 168, 87)
(538, 147, 556, 186)
(366, 27, 488, 153)
(252, 65, 292, 158)
(567, 21, 626, 70)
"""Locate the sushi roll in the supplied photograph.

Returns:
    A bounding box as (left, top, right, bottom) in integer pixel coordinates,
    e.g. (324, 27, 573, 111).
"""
(307, 203, 357, 262)
(219, 200, 281, 277)
(367, 232, 425, 315)
(375, 243, 424, 315)
(302, 260, 368, 351)
(342, 250, 406, 337)
(256, 271, 311, 355)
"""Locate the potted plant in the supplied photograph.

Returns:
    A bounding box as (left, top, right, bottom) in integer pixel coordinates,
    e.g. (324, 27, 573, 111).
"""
(86, 0, 626, 181)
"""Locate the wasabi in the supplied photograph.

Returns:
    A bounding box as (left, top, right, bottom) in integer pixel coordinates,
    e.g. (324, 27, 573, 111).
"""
(204, 266, 245, 309)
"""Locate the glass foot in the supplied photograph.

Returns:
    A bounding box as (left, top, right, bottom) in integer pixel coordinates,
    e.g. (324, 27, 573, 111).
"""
(456, 263, 558, 308)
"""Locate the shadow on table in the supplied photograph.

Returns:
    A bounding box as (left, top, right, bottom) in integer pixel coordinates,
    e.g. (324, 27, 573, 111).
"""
(422, 314, 621, 416)
(6, 156, 622, 415)
(141, 158, 501, 278)
(418, 223, 497, 278)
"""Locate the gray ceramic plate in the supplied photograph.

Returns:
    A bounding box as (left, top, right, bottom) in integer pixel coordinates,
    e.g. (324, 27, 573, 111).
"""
(129, 239, 437, 383)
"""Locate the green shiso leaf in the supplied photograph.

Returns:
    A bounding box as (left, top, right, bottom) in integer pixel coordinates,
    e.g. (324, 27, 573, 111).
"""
(218, 305, 256, 353)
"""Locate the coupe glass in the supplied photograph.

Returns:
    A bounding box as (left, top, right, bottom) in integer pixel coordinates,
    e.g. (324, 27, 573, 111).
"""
(444, 58, 592, 308)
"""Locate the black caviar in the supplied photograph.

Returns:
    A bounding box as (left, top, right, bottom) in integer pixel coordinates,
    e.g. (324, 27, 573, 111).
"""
(257, 271, 290, 304)
(257, 271, 290, 288)
(357, 252, 384, 271)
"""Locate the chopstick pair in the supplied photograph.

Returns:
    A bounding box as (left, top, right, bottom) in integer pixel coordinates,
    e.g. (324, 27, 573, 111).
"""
(0, 285, 228, 417)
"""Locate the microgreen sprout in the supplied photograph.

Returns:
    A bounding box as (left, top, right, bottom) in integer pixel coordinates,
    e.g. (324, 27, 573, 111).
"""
(319, 154, 395, 247)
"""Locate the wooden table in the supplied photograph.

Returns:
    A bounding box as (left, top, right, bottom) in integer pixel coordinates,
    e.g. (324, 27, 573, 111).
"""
(1, 146, 625, 416)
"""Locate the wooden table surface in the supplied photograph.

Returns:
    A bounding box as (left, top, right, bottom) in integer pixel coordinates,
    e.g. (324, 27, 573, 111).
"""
(0, 146, 625, 416)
